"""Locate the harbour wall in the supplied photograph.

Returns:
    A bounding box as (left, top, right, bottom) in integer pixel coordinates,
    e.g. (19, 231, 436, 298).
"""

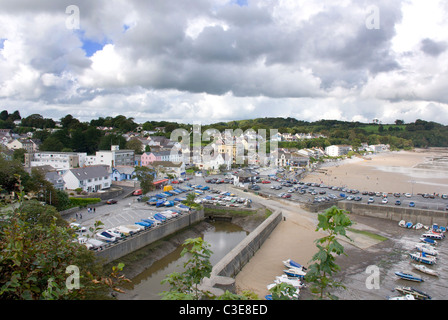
(211, 209, 283, 279)
(338, 201, 448, 226)
(95, 209, 205, 264)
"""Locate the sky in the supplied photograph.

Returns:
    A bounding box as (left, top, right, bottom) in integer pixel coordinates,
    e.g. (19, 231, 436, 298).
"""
(0, 0, 448, 125)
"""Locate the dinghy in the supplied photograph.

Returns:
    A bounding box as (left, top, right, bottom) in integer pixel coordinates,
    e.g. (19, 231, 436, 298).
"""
(411, 264, 439, 277)
(395, 271, 424, 282)
(398, 220, 406, 228)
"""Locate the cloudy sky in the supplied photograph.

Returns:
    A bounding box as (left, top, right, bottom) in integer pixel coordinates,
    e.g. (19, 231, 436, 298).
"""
(1, 0, 448, 125)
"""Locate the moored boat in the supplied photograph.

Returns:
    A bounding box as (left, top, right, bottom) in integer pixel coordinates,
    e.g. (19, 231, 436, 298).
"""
(394, 286, 431, 300)
(283, 268, 307, 279)
(282, 259, 307, 271)
(395, 271, 424, 282)
(411, 263, 439, 277)
(388, 294, 415, 300)
(415, 243, 438, 256)
(422, 232, 444, 240)
(420, 237, 438, 246)
(409, 252, 436, 265)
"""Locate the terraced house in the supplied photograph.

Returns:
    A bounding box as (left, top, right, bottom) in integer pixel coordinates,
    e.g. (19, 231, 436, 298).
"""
(62, 165, 111, 193)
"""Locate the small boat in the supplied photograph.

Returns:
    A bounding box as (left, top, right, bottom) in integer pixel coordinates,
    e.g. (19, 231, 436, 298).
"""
(395, 271, 424, 282)
(405, 222, 413, 229)
(409, 252, 436, 265)
(398, 220, 406, 228)
(420, 237, 438, 246)
(163, 200, 175, 207)
(388, 294, 415, 300)
(413, 223, 424, 230)
(415, 243, 438, 256)
(394, 286, 432, 300)
(156, 199, 166, 207)
(412, 264, 439, 277)
(283, 268, 307, 279)
(272, 274, 305, 289)
(147, 197, 158, 205)
(422, 232, 444, 240)
(282, 259, 307, 271)
(154, 213, 167, 222)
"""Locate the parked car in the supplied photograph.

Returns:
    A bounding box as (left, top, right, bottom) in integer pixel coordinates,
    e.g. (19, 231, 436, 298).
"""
(368, 197, 374, 204)
(106, 199, 117, 204)
(282, 194, 292, 199)
(381, 198, 388, 204)
(409, 201, 415, 207)
(395, 200, 401, 205)
(133, 189, 143, 196)
(261, 180, 271, 184)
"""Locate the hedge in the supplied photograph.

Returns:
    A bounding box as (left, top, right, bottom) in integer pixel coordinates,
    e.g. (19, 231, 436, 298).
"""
(69, 197, 102, 207)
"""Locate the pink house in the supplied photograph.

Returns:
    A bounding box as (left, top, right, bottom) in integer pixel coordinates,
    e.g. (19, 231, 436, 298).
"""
(141, 152, 158, 166)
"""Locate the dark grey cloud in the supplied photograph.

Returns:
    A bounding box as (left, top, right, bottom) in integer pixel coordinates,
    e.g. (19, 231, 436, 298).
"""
(420, 38, 447, 57)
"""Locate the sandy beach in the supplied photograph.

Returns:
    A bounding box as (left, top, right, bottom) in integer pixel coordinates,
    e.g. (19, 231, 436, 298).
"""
(302, 150, 448, 195)
(233, 148, 448, 299)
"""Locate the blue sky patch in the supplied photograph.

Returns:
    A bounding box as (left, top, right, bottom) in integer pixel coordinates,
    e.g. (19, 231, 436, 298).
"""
(0, 38, 6, 49)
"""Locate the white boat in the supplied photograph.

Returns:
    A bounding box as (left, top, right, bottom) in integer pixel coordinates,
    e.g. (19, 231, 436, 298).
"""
(412, 264, 439, 277)
(273, 274, 305, 288)
(96, 231, 117, 242)
(398, 220, 406, 228)
(282, 259, 307, 271)
(415, 243, 438, 256)
(124, 224, 145, 232)
(413, 223, 424, 230)
(422, 232, 444, 240)
(283, 268, 307, 279)
(409, 252, 437, 265)
(388, 294, 415, 300)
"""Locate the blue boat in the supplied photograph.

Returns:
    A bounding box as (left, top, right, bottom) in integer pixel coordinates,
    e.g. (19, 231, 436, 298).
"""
(164, 200, 175, 207)
(395, 271, 424, 282)
(420, 237, 437, 245)
(147, 197, 158, 205)
(156, 199, 166, 207)
(155, 194, 166, 199)
(265, 295, 273, 300)
(154, 213, 167, 222)
(409, 252, 436, 265)
(283, 259, 307, 271)
(283, 268, 306, 279)
(141, 219, 154, 226)
(136, 221, 151, 228)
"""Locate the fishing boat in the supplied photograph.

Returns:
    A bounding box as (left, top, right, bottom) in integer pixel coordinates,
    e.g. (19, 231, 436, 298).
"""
(411, 264, 439, 277)
(409, 252, 436, 265)
(283, 259, 307, 271)
(394, 286, 432, 300)
(415, 243, 438, 256)
(283, 268, 307, 279)
(395, 271, 424, 282)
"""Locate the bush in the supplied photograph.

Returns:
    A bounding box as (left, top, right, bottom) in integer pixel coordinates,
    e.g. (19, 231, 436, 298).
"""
(69, 197, 101, 208)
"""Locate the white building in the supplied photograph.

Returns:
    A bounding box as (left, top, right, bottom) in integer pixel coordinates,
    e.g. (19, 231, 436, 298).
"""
(367, 144, 390, 153)
(92, 145, 135, 168)
(25, 152, 88, 170)
(62, 165, 111, 192)
(325, 145, 352, 157)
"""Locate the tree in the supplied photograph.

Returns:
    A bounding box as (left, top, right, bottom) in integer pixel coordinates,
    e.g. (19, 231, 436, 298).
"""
(133, 166, 155, 194)
(0, 192, 130, 299)
(305, 206, 353, 300)
(126, 138, 143, 155)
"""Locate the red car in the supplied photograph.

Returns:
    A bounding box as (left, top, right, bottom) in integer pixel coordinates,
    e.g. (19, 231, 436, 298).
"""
(282, 194, 291, 199)
(106, 199, 117, 204)
(262, 180, 271, 184)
